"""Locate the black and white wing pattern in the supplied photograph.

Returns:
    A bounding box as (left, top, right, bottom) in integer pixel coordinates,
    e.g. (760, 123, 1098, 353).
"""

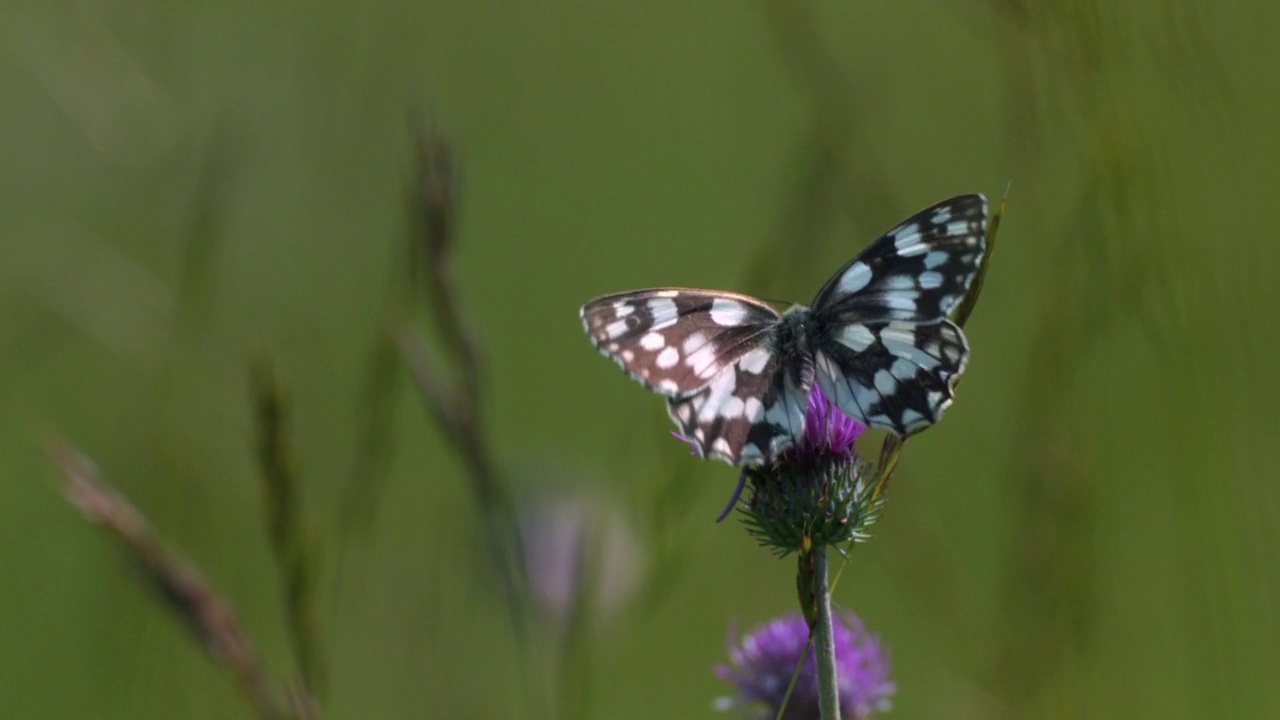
(810, 194, 987, 322)
(813, 319, 970, 435)
(665, 345, 812, 465)
(580, 289, 781, 398)
(810, 194, 987, 435)
(580, 289, 804, 464)
(580, 193, 988, 466)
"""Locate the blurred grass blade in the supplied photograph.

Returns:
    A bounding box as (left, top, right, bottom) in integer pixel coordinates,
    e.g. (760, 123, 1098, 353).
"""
(251, 361, 327, 700)
(53, 444, 289, 720)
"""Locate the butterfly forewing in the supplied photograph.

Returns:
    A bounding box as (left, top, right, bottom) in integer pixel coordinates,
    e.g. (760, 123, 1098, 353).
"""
(666, 348, 811, 464)
(811, 194, 987, 323)
(580, 289, 781, 399)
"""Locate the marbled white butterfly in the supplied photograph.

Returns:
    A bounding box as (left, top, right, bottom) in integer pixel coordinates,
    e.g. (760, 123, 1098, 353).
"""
(580, 194, 986, 466)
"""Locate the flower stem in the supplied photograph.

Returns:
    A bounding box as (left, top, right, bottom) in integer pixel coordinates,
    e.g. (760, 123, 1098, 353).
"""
(812, 546, 841, 720)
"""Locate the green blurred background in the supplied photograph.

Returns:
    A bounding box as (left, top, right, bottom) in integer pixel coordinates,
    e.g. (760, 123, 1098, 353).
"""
(2, 2, 1277, 718)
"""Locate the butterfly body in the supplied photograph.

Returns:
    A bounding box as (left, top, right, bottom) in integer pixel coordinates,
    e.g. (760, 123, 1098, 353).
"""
(581, 194, 987, 466)
(770, 305, 817, 378)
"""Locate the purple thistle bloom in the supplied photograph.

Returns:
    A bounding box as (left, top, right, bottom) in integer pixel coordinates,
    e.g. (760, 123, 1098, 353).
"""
(716, 612, 894, 720)
(732, 385, 880, 553)
(797, 384, 867, 459)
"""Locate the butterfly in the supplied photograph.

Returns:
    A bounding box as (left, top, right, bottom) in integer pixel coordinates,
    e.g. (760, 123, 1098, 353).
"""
(579, 194, 987, 466)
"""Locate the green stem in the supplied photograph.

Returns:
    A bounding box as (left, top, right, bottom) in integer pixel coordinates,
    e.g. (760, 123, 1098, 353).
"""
(813, 546, 841, 720)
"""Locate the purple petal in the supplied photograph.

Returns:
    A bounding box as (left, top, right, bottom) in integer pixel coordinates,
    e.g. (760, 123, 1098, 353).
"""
(804, 385, 867, 456)
(715, 611, 894, 718)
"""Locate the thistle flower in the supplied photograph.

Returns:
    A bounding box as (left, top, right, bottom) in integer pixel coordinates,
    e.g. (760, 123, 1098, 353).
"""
(797, 382, 867, 458)
(518, 493, 644, 624)
(715, 611, 895, 720)
(737, 385, 885, 554)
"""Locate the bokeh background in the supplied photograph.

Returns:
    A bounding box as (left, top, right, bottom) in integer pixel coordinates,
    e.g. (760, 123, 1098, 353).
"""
(2, 2, 1277, 718)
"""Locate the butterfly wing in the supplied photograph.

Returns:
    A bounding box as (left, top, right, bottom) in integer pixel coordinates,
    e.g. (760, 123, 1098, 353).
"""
(810, 194, 987, 323)
(666, 347, 812, 465)
(814, 319, 968, 435)
(580, 288, 781, 399)
(810, 194, 987, 435)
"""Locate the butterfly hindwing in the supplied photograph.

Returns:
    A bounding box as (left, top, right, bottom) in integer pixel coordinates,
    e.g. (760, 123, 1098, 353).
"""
(814, 319, 969, 435)
(811, 194, 987, 323)
(666, 347, 812, 465)
(580, 288, 781, 398)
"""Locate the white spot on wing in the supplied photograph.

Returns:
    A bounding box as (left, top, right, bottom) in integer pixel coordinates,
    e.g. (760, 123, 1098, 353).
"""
(682, 332, 707, 355)
(874, 369, 897, 395)
(895, 239, 930, 256)
(685, 342, 719, 378)
(738, 347, 772, 374)
(837, 262, 873, 294)
(918, 271, 943, 289)
(718, 395, 745, 420)
(835, 324, 875, 352)
(880, 323, 941, 370)
(647, 298, 680, 330)
(854, 383, 881, 417)
(612, 302, 634, 317)
(882, 295, 917, 313)
(891, 358, 916, 379)
(924, 251, 948, 269)
(655, 346, 680, 369)
(943, 343, 964, 364)
(605, 319, 629, 339)
(900, 408, 925, 428)
(892, 224, 920, 252)
(710, 299, 749, 327)
(639, 332, 665, 351)
(696, 366, 739, 421)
